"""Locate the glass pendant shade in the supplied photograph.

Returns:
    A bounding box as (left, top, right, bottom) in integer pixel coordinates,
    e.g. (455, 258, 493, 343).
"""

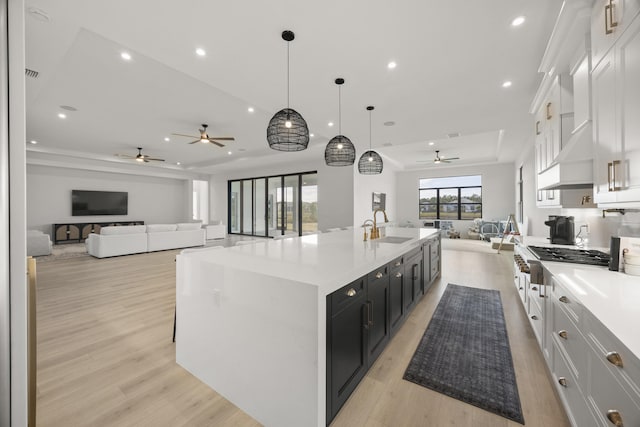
(267, 30, 309, 151)
(267, 108, 309, 151)
(325, 135, 355, 166)
(358, 150, 383, 174)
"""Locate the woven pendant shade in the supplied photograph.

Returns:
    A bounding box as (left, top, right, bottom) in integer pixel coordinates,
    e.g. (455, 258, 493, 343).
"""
(358, 150, 383, 174)
(325, 135, 355, 166)
(267, 108, 309, 151)
(325, 78, 355, 166)
(358, 106, 383, 175)
(267, 30, 309, 151)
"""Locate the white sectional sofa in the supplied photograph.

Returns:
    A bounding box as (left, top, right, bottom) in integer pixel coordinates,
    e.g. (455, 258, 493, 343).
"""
(86, 222, 206, 258)
(27, 230, 53, 256)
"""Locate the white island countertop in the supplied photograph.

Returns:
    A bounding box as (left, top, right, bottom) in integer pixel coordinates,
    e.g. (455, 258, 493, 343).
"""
(176, 227, 440, 427)
(182, 226, 439, 295)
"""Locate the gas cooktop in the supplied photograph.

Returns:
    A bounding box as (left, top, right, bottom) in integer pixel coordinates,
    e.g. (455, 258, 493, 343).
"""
(527, 246, 610, 266)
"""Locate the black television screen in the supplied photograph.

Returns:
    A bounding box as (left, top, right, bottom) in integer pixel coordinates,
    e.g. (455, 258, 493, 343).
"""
(72, 190, 128, 216)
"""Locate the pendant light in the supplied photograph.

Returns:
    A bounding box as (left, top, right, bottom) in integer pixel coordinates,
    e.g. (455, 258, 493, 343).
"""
(358, 106, 383, 174)
(325, 78, 356, 166)
(267, 30, 309, 151)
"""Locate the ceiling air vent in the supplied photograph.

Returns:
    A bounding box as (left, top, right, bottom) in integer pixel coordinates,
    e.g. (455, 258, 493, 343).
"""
(25, 68, 39, 79)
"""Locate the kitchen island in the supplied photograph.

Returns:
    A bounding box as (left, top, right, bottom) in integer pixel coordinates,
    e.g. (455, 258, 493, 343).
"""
(175, 227, 440, 427)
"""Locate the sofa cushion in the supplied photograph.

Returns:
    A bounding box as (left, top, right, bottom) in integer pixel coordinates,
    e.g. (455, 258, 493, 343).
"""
(101, 225, 147, 235)
(177, 222, 202, 231)
(147, 224, 177, 233)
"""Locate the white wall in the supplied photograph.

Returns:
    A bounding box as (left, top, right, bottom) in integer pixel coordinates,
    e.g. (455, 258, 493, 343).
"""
(353, 160, 398, 227)
(209, 157, 354, 232)
(396, 163, 516, 235)
(27, 165, 190, 235)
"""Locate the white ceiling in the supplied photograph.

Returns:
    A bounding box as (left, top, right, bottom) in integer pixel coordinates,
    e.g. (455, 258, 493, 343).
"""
(24, 0, 562, 175)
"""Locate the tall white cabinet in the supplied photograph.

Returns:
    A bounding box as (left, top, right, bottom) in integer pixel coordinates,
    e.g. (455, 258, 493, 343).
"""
(592, 1, 640, 206)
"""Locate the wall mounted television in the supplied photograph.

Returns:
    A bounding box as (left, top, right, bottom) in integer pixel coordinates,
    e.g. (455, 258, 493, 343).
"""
(72, 190, 128, 216)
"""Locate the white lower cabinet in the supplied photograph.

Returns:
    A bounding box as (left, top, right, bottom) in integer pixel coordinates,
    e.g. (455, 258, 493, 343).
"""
(515, 265, 640, 427)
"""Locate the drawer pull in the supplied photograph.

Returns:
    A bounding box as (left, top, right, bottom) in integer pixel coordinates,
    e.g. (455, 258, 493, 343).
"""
(559, 296, 569, 303)
(606, 351, 624, 368)
(558, 330, 568, 339)
(395, 261, 401, 267)
(558, 377, 567, 387)
(346, 288, 357, 297)
(519, 286, 523, 290)
(606, 409, 623, 426)
(531, 286, 538, 291)
(375, 272, 383, 279)
(395, 272, 402, 278)
(531, 315, 538, 320)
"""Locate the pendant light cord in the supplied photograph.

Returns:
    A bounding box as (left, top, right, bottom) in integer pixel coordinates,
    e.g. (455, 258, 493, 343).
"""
(286, 40, 290, 110)
(369, 109, 372, 150)
(338, 85, 342, 135)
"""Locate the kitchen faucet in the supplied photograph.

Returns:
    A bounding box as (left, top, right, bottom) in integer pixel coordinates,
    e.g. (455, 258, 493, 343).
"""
(370, 209, 389, 240)
(361, 219, 374, 241)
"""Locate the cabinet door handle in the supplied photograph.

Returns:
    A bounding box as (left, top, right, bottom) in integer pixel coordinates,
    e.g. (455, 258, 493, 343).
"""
(346, 288, 357, 297)
(558, 377, 567, 387)
(559, 296, 569, 303)
(531, 315, 538, 320)
(395, 272, 402, 278)
(531, 286, 538, 291)
(535, 120, 541, 135)
(375, 272, 383, 279)
(605, 0, 618, 35)
(606, 409, 623, 426)
(606, 351, 624, 367)
(368, 301, 374, 327)
(395, 261, 401, 267)
(558, 330, 568, 339)
(546, 102, 552, 120)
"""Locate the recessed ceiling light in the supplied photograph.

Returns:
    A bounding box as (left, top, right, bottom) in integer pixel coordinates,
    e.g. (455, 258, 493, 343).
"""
(248, 107, 254, 113)
(428, 141, 435, 146)
(502, 80, 512, 88)
(57, 113, 66, 119)
(195, 48, 206, 56)
(29, 140, 38, 144)
(176, 162, 181, 165)
(384, 121, 395, 127)
(388, 61, 397, 69)
(310, 133, 315, 138)
(227, 151, 232, 155)
(511, 16, 526, 27)
(164, 137, 170, 142)
(328, 122, 334, 127)
(121, 52, 132, 61)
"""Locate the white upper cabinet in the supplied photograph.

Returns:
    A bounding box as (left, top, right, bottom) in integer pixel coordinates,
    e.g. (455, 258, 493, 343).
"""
(591, 0, 640, 68)
(592, 10, 640, 206)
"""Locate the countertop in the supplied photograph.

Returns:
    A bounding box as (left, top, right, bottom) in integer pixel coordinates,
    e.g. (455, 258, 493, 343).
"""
(518, 236, 640, 360)
(182, 227, 439, 295)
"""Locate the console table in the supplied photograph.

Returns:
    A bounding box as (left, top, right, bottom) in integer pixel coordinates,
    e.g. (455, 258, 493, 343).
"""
(52, 221, 144, 244)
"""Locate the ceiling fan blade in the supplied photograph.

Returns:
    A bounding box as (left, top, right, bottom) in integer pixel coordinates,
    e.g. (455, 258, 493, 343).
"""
(115, 154, 135, 159)
(188, 140, 201, 144)
(146, 157, 165, 162)
(208, 137, 235, 141)
(442, 157, 460, 161)
(211, 141, 225, 147)
(172, 133, 200, 139)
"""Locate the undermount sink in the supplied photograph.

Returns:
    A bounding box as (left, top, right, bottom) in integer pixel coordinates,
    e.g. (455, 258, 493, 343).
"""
(375, 236, 413, 244)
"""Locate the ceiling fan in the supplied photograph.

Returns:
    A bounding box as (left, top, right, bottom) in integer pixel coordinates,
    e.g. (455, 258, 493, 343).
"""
(418, 150, 460, 164)
(172, 124, 235, 147)
(115, 147, 165, 163)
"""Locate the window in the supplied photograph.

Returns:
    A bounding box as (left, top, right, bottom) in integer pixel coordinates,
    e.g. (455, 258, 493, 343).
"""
(229, 171, 317, 237)
(419, 175, 482, 220)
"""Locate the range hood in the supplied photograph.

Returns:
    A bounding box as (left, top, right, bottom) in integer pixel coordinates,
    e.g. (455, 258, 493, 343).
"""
(538, 121, 593, 191)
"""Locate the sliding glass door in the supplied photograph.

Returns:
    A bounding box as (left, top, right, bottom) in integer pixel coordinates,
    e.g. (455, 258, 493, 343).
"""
(229, 171, 316, 238)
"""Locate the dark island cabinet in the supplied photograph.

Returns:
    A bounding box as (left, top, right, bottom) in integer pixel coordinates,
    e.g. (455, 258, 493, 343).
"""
(422, 235, 441, 293)
(389, 256, 405, 335)
(326, 235, 441, 424)
(403, 247, 423, 312)
(366, 265, 390, 364)
(326, 276, 368, 423)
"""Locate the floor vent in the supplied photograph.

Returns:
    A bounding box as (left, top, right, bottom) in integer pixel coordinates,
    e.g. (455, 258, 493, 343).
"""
(25, 68, 39, 79)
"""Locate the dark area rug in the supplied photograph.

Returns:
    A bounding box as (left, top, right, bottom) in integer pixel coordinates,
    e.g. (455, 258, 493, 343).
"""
(403, 283, 525, 424)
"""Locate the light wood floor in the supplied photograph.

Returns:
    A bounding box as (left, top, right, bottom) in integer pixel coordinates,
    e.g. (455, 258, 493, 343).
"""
(35, 240, 570, 427)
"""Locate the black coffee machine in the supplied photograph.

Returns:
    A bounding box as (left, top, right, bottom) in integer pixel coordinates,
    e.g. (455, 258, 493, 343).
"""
(544, 215, 575, 245)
